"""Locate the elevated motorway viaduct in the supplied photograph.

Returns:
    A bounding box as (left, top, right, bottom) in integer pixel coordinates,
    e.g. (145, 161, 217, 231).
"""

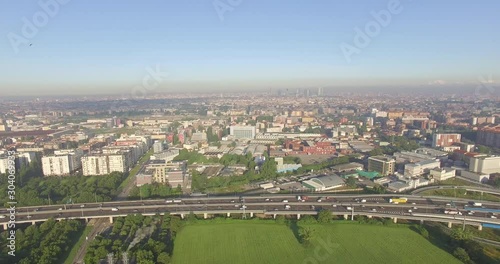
(2, 194, 500, 230)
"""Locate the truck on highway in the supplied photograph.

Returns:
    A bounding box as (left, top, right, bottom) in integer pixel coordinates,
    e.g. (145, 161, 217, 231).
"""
(111, 208, 119, 211)
(472, 202, 482, 206)
(173, 199, 182, 203)
(389, 197, 408, 204)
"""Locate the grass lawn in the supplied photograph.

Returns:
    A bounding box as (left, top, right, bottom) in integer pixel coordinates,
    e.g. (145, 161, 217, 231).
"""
(61, 225, 92, 264)
(420, 188, 500, 202)
(171, 222, 460, 264)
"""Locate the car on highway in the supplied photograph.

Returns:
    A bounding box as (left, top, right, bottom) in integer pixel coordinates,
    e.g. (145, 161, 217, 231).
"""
(413, 207, 418, 210)
(491, 215, 497, 219)
(284, 204, 291, 210)
(265, 198, 270, 201)
(166, 200, 173, 203)
(361, 199, 366, 203)
(332, 204, 337, 208)
(241, 205, 247, 209)
(231, 200, 235, 203)
(234, 204, 239, 208)
(311, 205, 315, 210)
(58, 208, 63, 211)
(0, 215, 6, 219)
(317, 198, 322, 202)
(282, 199, 288, 203)
(111, 208, 119, 211)
(80, 204, 85, 208)
(27, 215, 32, 219)
(371, 208, 377, 212)
(467, 211, 474, 215)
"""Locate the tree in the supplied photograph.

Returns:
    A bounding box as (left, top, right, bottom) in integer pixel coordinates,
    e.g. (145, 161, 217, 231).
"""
(157, 252, 171, 264)
(453, 247, 471, 263)
(369, 148, 384, 156)
(317, 210, 332, 224)
(346, 177, 357, 188)
(299, 227, 315, 246)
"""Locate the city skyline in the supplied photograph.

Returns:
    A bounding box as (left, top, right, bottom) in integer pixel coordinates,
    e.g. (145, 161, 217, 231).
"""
(1, 0, 499, 96)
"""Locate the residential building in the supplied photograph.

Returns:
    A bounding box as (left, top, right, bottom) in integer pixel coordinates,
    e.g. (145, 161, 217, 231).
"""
(477, 125, 500, 148)
(81, 154, 127, 176)
(146, 160, 186, 187)
(368, 155, 395, 176)
(41, 149, 82, 176)
(432, 133, 461, 148)
(153, 140, 166, 153)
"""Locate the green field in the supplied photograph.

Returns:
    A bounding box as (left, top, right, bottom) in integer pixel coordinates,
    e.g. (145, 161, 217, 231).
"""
(172, 222, 460, 264)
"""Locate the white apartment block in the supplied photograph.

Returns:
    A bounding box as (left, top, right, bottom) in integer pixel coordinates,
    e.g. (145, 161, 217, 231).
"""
(42, 149, 83, 176)
(81, 154, 127, 176)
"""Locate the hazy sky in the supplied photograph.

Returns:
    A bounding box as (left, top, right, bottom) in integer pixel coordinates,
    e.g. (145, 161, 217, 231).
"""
(0, 0, 499, 96)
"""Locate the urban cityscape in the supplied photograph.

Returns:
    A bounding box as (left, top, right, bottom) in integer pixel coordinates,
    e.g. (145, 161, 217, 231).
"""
(1, 1, 500, 264)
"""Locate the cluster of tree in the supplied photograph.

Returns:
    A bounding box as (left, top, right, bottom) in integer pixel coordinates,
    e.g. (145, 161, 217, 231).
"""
(191, 170, 250, 193)
(0, 158, 42, 188)
(219, 153, 255, 167)
(283, 156, 301, 164)
(0, 219, 82, 264)
(85, 214, 183, 264)
(173, 149, 210, 164)
(296, 156, 350, 173)
(371, 136, 420, 155)
(256, 116, 274, 122)
(0, 171, 125, 206)
(129, 183, 182, 199)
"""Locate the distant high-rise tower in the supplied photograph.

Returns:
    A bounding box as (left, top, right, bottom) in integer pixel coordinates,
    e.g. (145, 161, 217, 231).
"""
(318, 87, 324, 96)
(306, 89, 310, 97)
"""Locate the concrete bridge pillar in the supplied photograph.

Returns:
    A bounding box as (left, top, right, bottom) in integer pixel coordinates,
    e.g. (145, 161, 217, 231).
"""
(478, 225, 483, 231)
(180, 213, 184, 219)
(367, 215, 372, 219)
(85, 218, 89, 223)
(109, 217, 113, 224)
(448, 222, 452, 228)
(343, 214, 348, 220)
(420, 220, 424, 225)
(2, 223, 7, 230)
(393, 218, 398, 224)
(31, 221, 36, 225)
(273, 214, 277, 219)
(297, 214, 301, 220)
(204, 213, 208, 219)
(250, 212, 254, 218)
(227, 212, 231, 217)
